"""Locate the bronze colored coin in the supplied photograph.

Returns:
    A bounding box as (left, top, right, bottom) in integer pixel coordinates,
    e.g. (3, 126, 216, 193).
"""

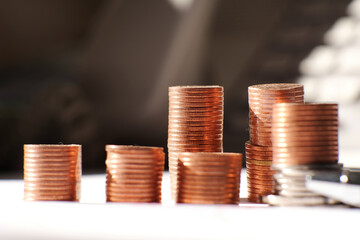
(273, 151, 338, 158)
(24, 195, 77, 201)
(247, 179, 273, 187)
(178, 191, 236, 201)
(168, 119, 223, 125)
(271, 121, 338, 128)
(272, 110, 338, 118)
(168, 113, 223, 119)
(247, 173, 273, 180)
(246, 168, 275, 177)
(247, 188, 274, 195)
(249, 140, 272, 147)
(246, 158, 273, 166)
(272, 116, 338, 122)
(247, 175, 274, 183)
(245, 141, 272, 152)
(169, 85, 223, 91)
(246, 163, 273, 171)
(271, 126, 338, 133)
(177, 197, 236, 205)
(179, 183, 237, 192)
(273, 102, 337, 110)
(272, 140, 338, 148)
(106, 186, 160, 194)
(272, 158, 338, 165)
(247, 193, 263, 203)
(245, 153, 273, 161)
(248, 83, 303, 91)
(274, 145, 338, 153)
(247, 184, 274, 193)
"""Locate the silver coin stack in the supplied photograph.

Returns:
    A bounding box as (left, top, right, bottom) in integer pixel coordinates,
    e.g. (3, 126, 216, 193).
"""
(265, 164, 342, 206)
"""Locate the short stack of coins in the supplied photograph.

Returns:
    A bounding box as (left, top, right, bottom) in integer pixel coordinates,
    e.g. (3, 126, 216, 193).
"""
(264, 103, 341, 206)
(246, 83, 304, 202)
(105, 145, 164, 203)
(23, 144, 81, 201)
(245, 141, 275, 202)
(176, 152, 242, 205)
(168, 86, 224, 200)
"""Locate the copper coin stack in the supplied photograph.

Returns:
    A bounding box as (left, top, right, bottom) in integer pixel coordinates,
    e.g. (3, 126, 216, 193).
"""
(105, 145, 165, 203)
(246, 83, 304, 202)
(245, 141, 276, 203)
(264, 103, 341, 206)
(176, 152, 242, 205)
(168, 86, 224, 200)
(23, 144, 81, 201)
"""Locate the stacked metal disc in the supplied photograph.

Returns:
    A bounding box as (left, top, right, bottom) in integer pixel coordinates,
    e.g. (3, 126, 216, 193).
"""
(168, 86, 224, 200)
(246, 83, 304, 202)
(23, 144, 81, 201)
(264, 103, 341, 206)
(176, 152, 242, 204)
(105, 145, 165, 203)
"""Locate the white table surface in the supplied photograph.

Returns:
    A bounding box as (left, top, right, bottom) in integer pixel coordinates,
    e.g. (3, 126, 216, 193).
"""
(0, 170, 358, 240)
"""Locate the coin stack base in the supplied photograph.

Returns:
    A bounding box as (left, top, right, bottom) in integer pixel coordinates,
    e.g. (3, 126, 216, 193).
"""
(105, 145, 164, 203)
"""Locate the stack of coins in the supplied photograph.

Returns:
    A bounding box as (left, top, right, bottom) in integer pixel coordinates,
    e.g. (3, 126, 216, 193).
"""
(168, 86, 224, 199)
(177, 152, 242, 205)
(245, 141, 275, 202)
(105, 145, 164, 203)
(246, 83, 304, 202)
(23, 144, 81, 201)
(264, 103, 341, 206)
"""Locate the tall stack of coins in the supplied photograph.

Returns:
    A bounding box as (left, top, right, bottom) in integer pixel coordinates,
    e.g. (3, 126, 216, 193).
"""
(246, 83, 304, 202)
(105, 145, 164, 203)
(168, 86, 224, 199)
(177, 152, 242, 205)
(264, 103, 341, 206)
(23, 144, 81, 201)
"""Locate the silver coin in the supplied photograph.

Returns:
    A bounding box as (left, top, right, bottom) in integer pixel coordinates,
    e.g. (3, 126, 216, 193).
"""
(263, 194, 327, 206)
(277, 189, 322, 198)
(275, 183, 307, 192)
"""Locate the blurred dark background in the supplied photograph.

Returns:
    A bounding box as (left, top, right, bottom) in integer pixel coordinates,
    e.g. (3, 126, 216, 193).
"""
(0, 0, 351, 174)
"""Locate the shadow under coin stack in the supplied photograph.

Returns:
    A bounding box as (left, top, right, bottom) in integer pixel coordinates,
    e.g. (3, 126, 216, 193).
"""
(168, 86, 224, 200)
(105, 145, 164, 203)
(177, 152, 242, 204)
(23, 144, 81, 201)
(246, 83, 304, 202)
(264, 103, 341, 206)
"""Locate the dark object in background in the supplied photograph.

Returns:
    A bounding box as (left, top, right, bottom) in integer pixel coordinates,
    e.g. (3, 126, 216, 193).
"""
(0, 0, 350, 174)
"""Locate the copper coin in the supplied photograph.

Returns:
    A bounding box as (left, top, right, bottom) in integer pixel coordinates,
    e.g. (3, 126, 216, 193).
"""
(246, 168, 275, 176)
(246, 158, 273, 166)
(245, 141, 272, 152)
(246, 163, 273, 171)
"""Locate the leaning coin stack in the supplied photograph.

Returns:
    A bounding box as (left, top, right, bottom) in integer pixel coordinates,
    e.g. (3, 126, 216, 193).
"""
(264, 103, 341, 206)
(177, 152, 242, 205)
(246, 83, 304, 202)
(105, 145, 165, 203)
(168, 86, 224, 200)
(23, 144, 81, 201)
